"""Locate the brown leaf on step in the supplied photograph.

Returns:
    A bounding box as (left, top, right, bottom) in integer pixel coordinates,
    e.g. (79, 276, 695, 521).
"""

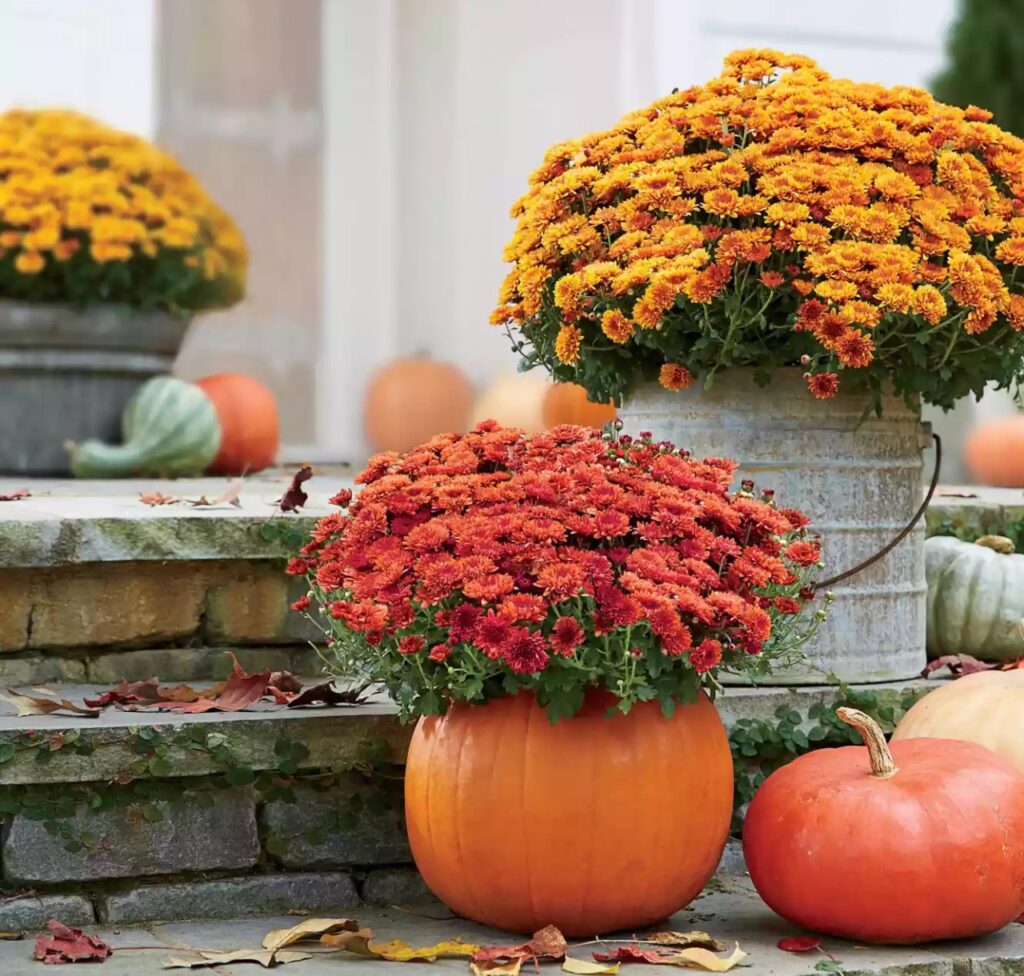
(160, 667, 270, 714)
(920, 654, 997, 679)
(473, 925, 568, 970)
(164, 949, 311, 969)
(139, 491, 178, 506)
(33, 919, 112, 964)
(186, 479, 244, 509)
(269, 671, 302, 695)
(85, 678, 212, 709)
(647, 930, 726, 952)
(277, 465, 313, 512)
(285, 680, 368, 709)
(594, 943, 747, 971)
(0, 931, 24, 941)
(937, 490, 978, 498)
(320, 927, 376, 955)
(0, 488, 30, 501)
(262, 917, 360, 952)
(0, 689, 99, 718)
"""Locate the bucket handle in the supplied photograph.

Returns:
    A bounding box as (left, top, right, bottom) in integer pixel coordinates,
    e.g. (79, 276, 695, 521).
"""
(813, 432, 941, 591)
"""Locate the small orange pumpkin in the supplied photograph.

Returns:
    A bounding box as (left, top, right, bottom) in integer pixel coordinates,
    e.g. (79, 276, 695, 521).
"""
(542, 382, 616, 429)
(195, 373, 279, 474)
(744, 707, 1024, 944)
(364, 358, 473, 454)
(405, 688, 733, 936)
(964, 415, 1024, 486)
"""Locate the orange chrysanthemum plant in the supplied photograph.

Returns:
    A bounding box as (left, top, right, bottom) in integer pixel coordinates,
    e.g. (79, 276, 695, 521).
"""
(290, 422, 823, 722)
(491, 49, 1024, 410)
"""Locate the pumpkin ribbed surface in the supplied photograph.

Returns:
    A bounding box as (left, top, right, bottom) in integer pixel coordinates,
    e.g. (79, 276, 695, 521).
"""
(894, 669, 1024, 772)
(405, 689, 732, 936)
(926, 536, 1024, 660)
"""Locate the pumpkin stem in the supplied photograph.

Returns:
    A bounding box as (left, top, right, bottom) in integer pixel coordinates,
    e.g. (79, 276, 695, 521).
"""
(836, 707, 898, 779)
(976, 534, 1015, 555)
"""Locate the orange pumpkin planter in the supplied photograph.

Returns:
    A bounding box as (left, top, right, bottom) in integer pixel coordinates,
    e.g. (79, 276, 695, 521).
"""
(964, 415, 1024, 486)
(195, 373, 279, 474)
(743, 708, 1024, 944)
(405, 689, 733, 936)
(541, 382, 616, 429)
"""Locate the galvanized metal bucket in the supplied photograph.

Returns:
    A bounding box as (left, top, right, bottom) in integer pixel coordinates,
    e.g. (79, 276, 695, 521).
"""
(618, 368, 928, 684)
(0, 301, 190, 475)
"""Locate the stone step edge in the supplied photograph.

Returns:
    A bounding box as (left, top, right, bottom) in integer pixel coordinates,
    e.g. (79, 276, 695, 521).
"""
(0, 680, 935, 787)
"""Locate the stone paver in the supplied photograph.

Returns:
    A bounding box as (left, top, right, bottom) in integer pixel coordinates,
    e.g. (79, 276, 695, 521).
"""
(2, 787, 258, 883)
(262, 780, 410, 869)
(97, 872, 360, 924)
(1, 878, 1022, 975)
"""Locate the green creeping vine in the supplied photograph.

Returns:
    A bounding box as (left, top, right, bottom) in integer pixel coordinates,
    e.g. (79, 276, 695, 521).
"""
(729, 684, 927, 831)
(0, 727, 401, 859)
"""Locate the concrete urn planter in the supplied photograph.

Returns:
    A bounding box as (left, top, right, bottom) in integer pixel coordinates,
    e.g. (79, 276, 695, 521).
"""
(0, 301, 190, 474)
(618, 368, 929, 684)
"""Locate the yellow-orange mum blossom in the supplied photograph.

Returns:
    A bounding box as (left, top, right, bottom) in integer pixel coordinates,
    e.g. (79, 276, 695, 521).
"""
(0, 109, 246, 311)
(493, 50, 1024, 409)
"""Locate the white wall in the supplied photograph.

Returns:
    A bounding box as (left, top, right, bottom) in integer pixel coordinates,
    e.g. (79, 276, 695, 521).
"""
(0, 0, 155, 135)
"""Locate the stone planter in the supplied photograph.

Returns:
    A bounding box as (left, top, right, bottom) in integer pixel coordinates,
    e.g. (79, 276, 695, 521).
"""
(618, 368, 929, 684)
(0, 301, 190, 474)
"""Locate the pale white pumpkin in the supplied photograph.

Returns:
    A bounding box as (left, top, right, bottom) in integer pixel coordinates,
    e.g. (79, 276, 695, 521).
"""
(892, 669, 1024, 773)
(926, 534, 1024, 661)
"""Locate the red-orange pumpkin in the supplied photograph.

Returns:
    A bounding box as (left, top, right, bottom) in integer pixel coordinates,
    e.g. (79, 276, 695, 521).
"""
(541, 382, 617, 429)
(364, 358, 474, 454)
(743, 707, 1024, 944)
(195, 373, 279, 475)
(405, 689, 733, 936)
(964, 415, 1024, 486)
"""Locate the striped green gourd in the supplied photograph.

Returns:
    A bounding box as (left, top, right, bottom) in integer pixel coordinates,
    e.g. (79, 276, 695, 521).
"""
(69, 376, 222, 478)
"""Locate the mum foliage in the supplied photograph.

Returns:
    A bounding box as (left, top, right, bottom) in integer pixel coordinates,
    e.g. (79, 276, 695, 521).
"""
(291, 422, 822, 721)
(491, 49, 1024, 410)
(0, 110, 245, 312)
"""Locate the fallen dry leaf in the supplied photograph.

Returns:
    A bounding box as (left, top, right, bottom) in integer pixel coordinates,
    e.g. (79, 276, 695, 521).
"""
(563, 959, 620, 975)
(320, 927, 376, 955)
(0, 931, 24, 941)
(34, 919, 112, 964)
(164, 949, 311, 969)
(262, 917, 359, 952)
(160, 667, 270, 714)
(471, 960, 522, 976)
(474, 925, 568, 967)
(0, 488, 30, 501)
(139, 491, 177, 506)
(269, 671, 302, 695)
(920, 654, 996, 679)
(647, 931, 725, 952)
(0, 689, 99, 718)
(594, 942, 746, 971)
(371, 939, 480, 962)
(186, 480, 244, 509)
(277, 465, 313, 512)
(285, 680, 368, 708)
(777, 935, 822, 952)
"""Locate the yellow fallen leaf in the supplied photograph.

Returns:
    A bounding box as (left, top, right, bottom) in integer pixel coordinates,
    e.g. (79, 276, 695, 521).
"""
(666, 943, 747, 971)
(563, 958, 621, 974)
(262, 917, 360, 952)
(648, 931, 725, 952)
(164, 949, 312, 969)
(369, 938, 481, 961)
(471, 960, 523, 976)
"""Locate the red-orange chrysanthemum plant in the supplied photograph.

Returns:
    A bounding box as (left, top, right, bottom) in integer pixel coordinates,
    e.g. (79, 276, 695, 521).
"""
(491, 49, 1024, 410)
(290, 422, 823, 722)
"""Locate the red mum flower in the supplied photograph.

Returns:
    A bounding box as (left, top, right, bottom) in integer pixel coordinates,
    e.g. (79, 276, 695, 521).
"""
(805, 371, 839, 399)
(428, 644, 451, 662)
(550, 617, 585, 656)
(463, 573, 516, 602)
(786, 540, 822, 565)
(398, 635, 426, 655)
(501, 628, 550, 674)
(690, 638, 723, 673)
(498, 593, 548, 623)
(329, 488, 353, 508)
(475, 610, 513, 658)
(290, 595, 311, 612)
(773, 596, 803, 614)
(449, 604, 482, 643)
